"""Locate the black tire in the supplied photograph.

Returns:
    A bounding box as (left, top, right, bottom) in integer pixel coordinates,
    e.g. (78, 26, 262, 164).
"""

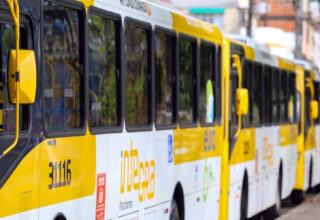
(263, 177, 281, 220)
(308, 159, 314, 193)
(240, 178, 248, 220)
(170, 199, 180, 220)
(290, 189, 305, 204)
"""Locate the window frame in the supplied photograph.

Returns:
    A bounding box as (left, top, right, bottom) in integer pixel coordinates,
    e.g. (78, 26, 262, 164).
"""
(42, 0, 87, 138)
(124, 17, 153, 132)
(0, 9, 33, 143)
(154, 26, 178, 130)
(177, 33, 198, 128)
(199, 39, 216, 128)
(87, 7, 123, 134)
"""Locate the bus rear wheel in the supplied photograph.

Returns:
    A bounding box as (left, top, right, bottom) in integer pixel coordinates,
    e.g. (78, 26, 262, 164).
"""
(263, 176, 281, 220)
(290, 190, 305, 204)
(170, 199, 180, 220)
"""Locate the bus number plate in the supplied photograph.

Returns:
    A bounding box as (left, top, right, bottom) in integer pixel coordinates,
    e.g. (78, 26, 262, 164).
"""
(49, 159, 71, 189)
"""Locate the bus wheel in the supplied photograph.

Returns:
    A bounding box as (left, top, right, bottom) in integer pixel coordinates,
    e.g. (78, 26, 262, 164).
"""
(169, 199, 180, 220)
(240, 176, 248, 220)
(263, 174, 281, 219)
(290, 190, 305, 204)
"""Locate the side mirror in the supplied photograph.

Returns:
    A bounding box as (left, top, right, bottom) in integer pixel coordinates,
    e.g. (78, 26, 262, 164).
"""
(309, 100, 319, 120)
(236, 88, 248, 115)
(8, 50, 36, 104)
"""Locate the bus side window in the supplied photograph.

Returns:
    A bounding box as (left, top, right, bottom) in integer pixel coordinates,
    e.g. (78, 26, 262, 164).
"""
(125, 21, 151, 128)
(199, 41, 215, 125)
(288, 72, 296, 123)
(304, 71, 311, 135)
(43, 1, 85, 132)
(88, 12, 121, 130)
(154, 30, 176, 127)
(272, 68, 280, 124)
(216, 45, 222, 125)
(0, 24, 29, 136)
(253, 62, 262, 126)
(242, 59, 252, 128)
(280, 70, 288, 123)
(264, 65, 272, 124)
(178, 36, 197, 126)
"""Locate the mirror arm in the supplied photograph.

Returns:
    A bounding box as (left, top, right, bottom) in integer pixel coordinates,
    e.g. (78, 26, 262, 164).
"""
(1, 0, 20, 159)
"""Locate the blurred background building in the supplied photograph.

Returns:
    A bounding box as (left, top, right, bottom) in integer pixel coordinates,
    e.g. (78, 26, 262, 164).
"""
(150, 0, 320, 69)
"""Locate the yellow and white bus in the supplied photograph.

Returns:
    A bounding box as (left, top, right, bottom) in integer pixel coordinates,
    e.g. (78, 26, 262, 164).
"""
(0, 0, 318, 220)
(222, 37, 299, 220)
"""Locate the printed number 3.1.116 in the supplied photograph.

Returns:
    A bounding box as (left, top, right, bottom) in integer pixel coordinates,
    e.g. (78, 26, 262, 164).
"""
(49, 159, 71, 189)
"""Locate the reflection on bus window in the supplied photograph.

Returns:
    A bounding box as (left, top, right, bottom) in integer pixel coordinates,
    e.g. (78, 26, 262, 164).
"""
(88, 13, 119, 128)
(43, 1, 83, 131)
(0, 24, 27, 134)
(264, 66, 272, 124)
(179, 38, 195, 125)
(125, 23, 150, 127)
(200, 43, 215, 124)
(288, 73, 296, 123)
(155, 32, 174, 126)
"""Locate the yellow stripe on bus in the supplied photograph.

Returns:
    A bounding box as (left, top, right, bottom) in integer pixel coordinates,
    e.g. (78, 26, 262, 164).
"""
(230, 128, 256, 165)
(173, 126, 222, 165)
(279, 124, 298, 147)
(0, 129, 96, 217)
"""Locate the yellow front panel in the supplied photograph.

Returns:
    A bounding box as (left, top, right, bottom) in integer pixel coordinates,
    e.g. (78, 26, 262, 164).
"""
(230, 128, 256, 165)
(279, 124, 298, 147)
(39, 131, 96, 207)
(173, 126, 222, 165)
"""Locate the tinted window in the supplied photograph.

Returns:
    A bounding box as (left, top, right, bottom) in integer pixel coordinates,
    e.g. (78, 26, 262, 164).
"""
(264, 66, 272, 124)
(288, 73, 296, 123)
(178, 37, 196, 125)
(155, 31, 175, 126)
(200, 43, 215, 124)
(280, 70, 288, 123)
(43, 2, 84, 131)
(253, 63, 262, 125)
(272, 68, 280, 123)
(216, 46, 222, 124)
(242, 60, 252, 127)
(125, 22, 151, 127)
(88, 13, 120, 128)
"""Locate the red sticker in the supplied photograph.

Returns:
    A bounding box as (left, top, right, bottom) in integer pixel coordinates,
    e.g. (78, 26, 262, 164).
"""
(95, 173, 106, 220)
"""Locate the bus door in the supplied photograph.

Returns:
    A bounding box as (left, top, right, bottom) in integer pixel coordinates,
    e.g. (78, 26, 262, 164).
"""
(304, 71, 318, 188)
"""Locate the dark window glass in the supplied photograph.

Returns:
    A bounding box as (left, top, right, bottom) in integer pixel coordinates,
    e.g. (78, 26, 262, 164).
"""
(125, 22, 150, 127)
(155, 32, 174, 126)
(253, 63, 262, 125)
(272, 68, 280, 123)
(305, 71, 311, 135)
(280, 70, 288, 123)
(0, 24, 28, 134)
(200, 43, 215, 125)
(216, 46, 222, 124)
(288, 73, 296, 123)
(230, 62, 239, 137)
(88, 13, 120, 128)
(178, 37, 196, 125)
(43, 2, 83, 131)
(264, 66, 272, 124)
(242, 60, 252, 127)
